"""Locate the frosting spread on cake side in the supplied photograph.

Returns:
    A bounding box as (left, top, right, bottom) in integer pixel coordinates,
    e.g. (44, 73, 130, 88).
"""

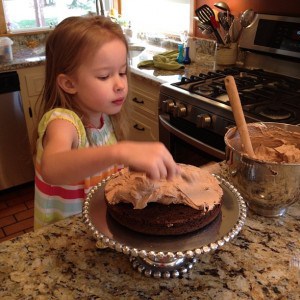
(105, 164, 223, 210)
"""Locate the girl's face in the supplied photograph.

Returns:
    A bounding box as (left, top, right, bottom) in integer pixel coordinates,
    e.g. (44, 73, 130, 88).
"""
(71, 39, 128, 121)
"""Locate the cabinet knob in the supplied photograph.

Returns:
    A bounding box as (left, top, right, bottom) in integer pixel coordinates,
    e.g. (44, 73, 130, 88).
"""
(133, 123, 145, 131)
(132, 97, 144, 104)
(173, 103, 187, 117)
(196, 114, 212, 128)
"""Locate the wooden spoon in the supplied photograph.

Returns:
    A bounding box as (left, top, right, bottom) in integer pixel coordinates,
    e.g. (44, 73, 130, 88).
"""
(224, 75, 256, 158)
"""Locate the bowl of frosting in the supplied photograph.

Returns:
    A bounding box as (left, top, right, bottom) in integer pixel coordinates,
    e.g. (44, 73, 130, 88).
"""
(224, 122, 300, 217)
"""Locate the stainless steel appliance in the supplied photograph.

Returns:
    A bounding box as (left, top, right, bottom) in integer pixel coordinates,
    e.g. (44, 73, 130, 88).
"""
(159, 14, 300, 166)
(0, 71, 34, 190)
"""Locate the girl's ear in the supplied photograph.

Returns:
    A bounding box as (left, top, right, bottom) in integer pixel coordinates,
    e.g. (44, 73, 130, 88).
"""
(57, 74, 77, 94)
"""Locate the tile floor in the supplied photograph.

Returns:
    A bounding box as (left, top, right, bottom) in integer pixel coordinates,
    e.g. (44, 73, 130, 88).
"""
(0, 182, 34, 243)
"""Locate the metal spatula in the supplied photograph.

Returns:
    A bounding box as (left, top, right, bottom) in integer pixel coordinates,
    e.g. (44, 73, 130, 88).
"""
(195, 4, 215, 24)
(195, 5, 225, 44)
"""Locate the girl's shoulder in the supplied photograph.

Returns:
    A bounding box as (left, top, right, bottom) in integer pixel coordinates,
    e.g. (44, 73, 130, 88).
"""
(40, 108, 82, 124)
(38, 108, 87, 147)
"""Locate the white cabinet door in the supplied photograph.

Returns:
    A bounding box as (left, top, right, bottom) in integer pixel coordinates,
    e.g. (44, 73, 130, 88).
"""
(17, 65, 45, 151)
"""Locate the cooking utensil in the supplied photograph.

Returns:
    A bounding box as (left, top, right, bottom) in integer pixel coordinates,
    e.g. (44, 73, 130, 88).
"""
(194, 17, 214, 35)
(218, 12, 234, 43)
(198, 23, 214, 35)
(229, 18, 242, 42)
(210, 16, 226, 45)
(240, 8, 255, 27)
(214, 1, 230, 12)
(195, 4, 215, 24)
(218, 11, 232, 31)
(236, 9, 256, 41)
(195, 5, 225, 44)
(224, 76, 256, 158)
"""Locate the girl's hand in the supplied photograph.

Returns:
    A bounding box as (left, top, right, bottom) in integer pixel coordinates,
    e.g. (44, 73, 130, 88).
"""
(40, 119, 179, 184)
(117, 141, 179, 180)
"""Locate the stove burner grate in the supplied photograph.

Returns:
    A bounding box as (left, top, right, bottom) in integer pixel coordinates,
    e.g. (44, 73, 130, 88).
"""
(256, 106, 293, 120)
(171, 67, 300, 124)
(193, 85, 214, 96)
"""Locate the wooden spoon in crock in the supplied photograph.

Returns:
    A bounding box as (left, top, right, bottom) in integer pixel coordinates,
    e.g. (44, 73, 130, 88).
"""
(224, 75, 256, 158)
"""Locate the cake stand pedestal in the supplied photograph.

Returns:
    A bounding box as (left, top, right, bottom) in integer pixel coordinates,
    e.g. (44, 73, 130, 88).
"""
(130, 256, 197, 279)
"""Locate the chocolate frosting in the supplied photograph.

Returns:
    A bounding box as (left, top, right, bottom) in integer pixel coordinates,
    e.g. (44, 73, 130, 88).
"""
(105, 164, 223, 210)
(226, 123, 300, 163)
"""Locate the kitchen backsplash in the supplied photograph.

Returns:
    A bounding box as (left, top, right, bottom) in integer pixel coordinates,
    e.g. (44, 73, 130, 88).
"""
(9, 30, 218, 64)
(194, 0, 300, 38)
(10, 33, 48, 58)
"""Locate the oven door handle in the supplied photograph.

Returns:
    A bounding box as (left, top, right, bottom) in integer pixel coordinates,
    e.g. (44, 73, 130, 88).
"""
(159, 115, 225, 160)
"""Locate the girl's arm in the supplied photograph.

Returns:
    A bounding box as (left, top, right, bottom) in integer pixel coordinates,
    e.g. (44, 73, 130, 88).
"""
(41, 119, 178, 185)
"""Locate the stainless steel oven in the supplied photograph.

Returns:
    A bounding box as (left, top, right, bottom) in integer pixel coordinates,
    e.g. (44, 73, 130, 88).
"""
(159, 114, 225, 166)
(159, 14, 300, 166)
(159, 98, 231, 165)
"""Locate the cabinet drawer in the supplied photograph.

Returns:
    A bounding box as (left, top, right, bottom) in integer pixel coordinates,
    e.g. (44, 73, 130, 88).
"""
(130, 89, 158, 119)
(128, 111, 158, 141)
(25, 73, 45, 96)
(130, 75, 160, 97)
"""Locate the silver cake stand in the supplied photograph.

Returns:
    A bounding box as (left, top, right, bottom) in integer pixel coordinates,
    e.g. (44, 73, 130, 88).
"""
(83, 174, 247, 279)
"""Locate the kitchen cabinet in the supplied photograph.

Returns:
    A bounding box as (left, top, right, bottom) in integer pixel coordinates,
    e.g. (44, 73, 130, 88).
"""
(127, 74, 160, 141)
(17, 67, 160, 150)
(17, 65, 45, 151)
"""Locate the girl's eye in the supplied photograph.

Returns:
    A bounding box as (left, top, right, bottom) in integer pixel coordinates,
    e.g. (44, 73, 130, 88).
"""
(97, 75, 109, 80)
(120, 72, 127, 76)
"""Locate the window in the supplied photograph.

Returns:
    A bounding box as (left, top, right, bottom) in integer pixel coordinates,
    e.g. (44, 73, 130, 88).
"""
(120, 0, 190, 36)
(2, 0, 97, 32)
(0, 0, 191, 37)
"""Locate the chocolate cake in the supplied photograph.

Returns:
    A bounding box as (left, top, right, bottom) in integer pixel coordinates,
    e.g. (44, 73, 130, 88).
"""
(104, 164, 223, 236)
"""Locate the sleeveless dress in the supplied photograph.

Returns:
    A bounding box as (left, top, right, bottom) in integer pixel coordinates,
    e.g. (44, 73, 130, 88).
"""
(34, 108, 121, 230)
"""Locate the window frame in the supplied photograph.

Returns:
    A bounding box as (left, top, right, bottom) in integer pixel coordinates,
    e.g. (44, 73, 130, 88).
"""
(0, 0, 194, 37)
(0, 0, 7, 35)
(0, 0, 122, 35)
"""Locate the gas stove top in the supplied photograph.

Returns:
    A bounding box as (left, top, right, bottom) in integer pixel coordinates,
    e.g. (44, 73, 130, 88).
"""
(172, 67, 300, 124)
(159, 14, 300, 162)
(160, 13, 300, 136)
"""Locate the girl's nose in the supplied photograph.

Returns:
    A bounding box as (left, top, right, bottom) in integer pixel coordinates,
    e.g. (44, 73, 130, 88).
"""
(114, 76, 125, 92)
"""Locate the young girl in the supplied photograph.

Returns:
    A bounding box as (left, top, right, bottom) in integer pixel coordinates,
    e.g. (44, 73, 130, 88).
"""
(34, 15, 178, 229)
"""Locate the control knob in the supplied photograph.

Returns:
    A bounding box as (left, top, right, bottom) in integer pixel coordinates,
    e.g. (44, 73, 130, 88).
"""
(196, 114, 212, 128)
(172, 103, 187, 117)
(161, 99, 175, 113)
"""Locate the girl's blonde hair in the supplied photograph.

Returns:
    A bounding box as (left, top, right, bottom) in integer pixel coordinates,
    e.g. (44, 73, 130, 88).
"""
(36, 15, 130, 143)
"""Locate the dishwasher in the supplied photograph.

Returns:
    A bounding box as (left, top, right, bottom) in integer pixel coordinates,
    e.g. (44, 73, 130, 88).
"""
(0, 71, 34, 190)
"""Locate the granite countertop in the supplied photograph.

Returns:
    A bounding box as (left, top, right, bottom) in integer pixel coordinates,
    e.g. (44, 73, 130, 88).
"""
(128, 44, 218, 85)
(0, 42, 218, 85)
(0, 46, 46, 72)
(0, 200, 299, 299)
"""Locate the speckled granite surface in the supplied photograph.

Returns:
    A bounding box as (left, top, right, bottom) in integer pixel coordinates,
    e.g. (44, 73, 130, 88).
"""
(129, 51, 217, 86)
(0, 47, 217, 88)
(0, 200, 299, 299)
(0, 36, 218, 84)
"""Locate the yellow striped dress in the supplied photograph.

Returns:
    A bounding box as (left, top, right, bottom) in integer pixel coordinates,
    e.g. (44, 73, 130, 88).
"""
(34, 108, 121, 230)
